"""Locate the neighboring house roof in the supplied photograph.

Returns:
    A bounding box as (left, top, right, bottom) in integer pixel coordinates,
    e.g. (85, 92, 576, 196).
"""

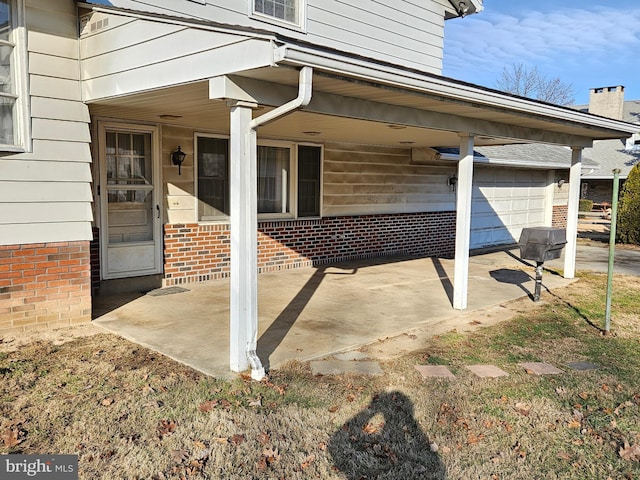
(437, 143, 599, 171)
(573, 100, 640, 179)
(581, 139, 640, 179)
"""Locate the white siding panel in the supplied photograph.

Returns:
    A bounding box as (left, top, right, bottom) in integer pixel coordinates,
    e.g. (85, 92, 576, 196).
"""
(81, 27, 251, 79)
(10, 139, 92, 162)
(29, 52, 81, 80)
(26, 2, 77, 38)
(82, 0, 447, 73)
(323, 143, 456, 217)
(0, 203, 93, 224)
(31, 119, 91, 143)
(3, 0, 93, 248)
(28, 31, 77, 58)
(82, 38, 274, 100)
(31, 97, 90, 123)
(0, 222, 93, 245)
(0, 181, 92, 203)
(30, 75, 82, 101)
(1, 160, 91, 182)
(80, 15, 183, 59)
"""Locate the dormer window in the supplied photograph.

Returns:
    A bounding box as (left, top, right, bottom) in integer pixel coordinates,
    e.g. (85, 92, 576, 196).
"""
(251, 0, 305, 29)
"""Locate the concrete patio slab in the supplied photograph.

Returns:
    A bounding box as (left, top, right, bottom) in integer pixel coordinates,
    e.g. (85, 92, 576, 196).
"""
(310, 360, 383, 376)
(93, 250, 574, 379)
(519, 362, 564, 375)
(415, 365, 456, 379)
(333, 351, 371, 361)
(466, 364, 509, 378)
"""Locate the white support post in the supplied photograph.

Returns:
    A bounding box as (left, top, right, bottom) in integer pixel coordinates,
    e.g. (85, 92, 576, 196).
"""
(453, 133, 475, 310)
(564, 147, 582, 279)
(229, 101, 258, 372)
(544, 170, 556, 226)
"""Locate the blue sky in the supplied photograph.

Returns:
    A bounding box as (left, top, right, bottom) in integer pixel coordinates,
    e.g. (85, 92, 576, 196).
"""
(443, 0, 640, 105)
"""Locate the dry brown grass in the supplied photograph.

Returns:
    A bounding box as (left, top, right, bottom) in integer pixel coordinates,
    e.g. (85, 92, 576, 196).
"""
(2, 274, 640, 479)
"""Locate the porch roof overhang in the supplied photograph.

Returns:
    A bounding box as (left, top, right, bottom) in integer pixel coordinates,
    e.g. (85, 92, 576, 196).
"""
(81, 5, 638, 153)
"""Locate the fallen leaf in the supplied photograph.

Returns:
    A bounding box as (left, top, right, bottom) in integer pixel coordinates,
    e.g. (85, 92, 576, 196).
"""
(441, 446, 451, 454)
(469, 320, 482, 325)
(212, 437, 229, 444)
(328, 406, 339, 413)
(467, 433, 484, 445)
(346, 394, 356, 402)
(557, 452, 572, 460)
(230, 434, 245, 445)
(142, 385, 155, 396)
(171, 450, 188, 464)
(157, 419, 177, 439)
(199, 400, 219, 412)
(567, 420, 581, 429)
(248, 396, 262, 408)
(556, 387, 567, 395)
(101, 397, 114, 406)
(193, 440, 207, 449)
(256, 457, 268, 471)
(262, 447, 281, 465)
(602, 384, 610, 392)
(578, 392, 589, 400)
(318, 442, 327, 451)
(257, 432, 270, 445)
(1, 428, 24, 447)
(515, 402, 531, 416)
(300, 454, 316, 469)
(619, 442, 640, 461)
(362, 422, 383, 435)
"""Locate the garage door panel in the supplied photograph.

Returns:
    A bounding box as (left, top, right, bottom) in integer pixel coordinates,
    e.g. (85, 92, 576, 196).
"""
(470, 167, 548, 250)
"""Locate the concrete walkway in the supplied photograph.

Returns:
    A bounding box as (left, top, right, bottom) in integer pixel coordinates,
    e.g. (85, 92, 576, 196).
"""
(94, 249, 574, 379)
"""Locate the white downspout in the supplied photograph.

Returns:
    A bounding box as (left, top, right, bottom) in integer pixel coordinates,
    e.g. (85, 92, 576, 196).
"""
(244, 66, 313, 380)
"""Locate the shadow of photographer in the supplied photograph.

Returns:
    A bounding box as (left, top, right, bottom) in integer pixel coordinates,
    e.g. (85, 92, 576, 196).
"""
(329, 391, 446, 479)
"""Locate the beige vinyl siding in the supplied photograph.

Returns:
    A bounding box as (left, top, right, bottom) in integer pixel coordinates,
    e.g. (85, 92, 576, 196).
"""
(0, 0, 93, 246)
(80, 13, 272, 100)
(162, 126, 198, 224)
(323, 143, 456, 216)
(83, 0, 447, 74)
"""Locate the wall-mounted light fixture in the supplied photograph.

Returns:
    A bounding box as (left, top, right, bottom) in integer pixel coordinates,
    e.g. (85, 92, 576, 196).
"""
(448, 174, 458, 191)
(171, 146, 186, 175)
(557, 179, 566, 188)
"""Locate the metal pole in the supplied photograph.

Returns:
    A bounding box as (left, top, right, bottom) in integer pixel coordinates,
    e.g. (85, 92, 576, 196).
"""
(604, 169, 621, 334)
(534, 261, 543, 302)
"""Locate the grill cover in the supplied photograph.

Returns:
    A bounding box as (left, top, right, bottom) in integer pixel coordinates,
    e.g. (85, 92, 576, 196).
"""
(518, 227, 567, 262)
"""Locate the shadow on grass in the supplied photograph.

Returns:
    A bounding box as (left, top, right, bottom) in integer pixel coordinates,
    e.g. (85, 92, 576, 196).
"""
(547, 290, 605, 334)
(329, 391, 445, 479)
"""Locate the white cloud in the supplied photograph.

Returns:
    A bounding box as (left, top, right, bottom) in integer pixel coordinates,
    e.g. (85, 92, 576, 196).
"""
(444, 6, 640, 82)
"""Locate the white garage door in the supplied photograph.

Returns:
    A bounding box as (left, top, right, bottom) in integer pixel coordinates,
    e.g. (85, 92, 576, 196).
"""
(470, 167, 548, 250)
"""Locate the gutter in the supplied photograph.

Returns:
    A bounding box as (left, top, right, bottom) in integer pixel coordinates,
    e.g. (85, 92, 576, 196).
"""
(273, 45, 638, 138)
(244, 66, 313, 381)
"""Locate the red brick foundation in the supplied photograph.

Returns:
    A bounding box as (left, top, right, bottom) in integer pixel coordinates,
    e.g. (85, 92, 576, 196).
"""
(552, 205, 568, 228)
(163, 212, 456, 286)
(0, 241, 92, 334)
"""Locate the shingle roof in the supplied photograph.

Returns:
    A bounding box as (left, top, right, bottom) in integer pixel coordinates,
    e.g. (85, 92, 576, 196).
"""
(468, 100, 640, 178)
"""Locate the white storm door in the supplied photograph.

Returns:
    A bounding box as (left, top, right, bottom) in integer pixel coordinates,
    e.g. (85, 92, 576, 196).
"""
(100, 126, 162, 279)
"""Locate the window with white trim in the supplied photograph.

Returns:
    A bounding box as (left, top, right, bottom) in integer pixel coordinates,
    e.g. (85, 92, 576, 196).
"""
(251, 0, 304, 28)
(195, 137, 321, 221)
(0, 0, 27, 151)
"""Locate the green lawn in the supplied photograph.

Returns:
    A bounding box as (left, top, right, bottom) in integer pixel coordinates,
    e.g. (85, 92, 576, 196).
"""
(1, 272, 639, 479)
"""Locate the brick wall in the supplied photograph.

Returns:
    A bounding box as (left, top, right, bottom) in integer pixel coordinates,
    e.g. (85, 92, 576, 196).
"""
(163, 212, 456, 286)
(552, 205, 568, 228)
(0, 242, 92, 334)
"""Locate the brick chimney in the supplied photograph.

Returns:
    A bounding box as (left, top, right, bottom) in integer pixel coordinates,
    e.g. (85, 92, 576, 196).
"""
(588, 85, 625, 120)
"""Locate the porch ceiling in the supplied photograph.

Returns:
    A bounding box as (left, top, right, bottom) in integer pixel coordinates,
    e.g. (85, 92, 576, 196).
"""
(87, 63, 636, 150)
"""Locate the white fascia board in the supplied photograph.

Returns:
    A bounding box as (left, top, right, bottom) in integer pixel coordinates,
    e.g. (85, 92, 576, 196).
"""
(439, 152, 594, 171)
(274, 45, 638, 138)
